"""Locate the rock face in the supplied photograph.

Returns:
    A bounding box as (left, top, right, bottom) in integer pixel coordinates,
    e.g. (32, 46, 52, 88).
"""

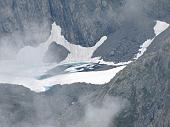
(92, 20, 155, 62)
(1, 0, 170, 62)
(49, 0, 170, 48)
(48, 0, 124, 47)
(0, 0, 124, 57)
(98, 27, 170, 127)
(143, 0, 170, 22)
(43, 41, 70, 63)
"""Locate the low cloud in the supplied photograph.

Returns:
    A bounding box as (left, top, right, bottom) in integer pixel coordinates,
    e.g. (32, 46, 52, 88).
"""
(70, 96, 126, 127)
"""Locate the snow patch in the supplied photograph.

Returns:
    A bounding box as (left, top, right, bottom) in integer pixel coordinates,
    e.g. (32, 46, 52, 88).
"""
(50, 23, 107, 63)
(134, 20, 169, 59)
(154, 20, 169, 36)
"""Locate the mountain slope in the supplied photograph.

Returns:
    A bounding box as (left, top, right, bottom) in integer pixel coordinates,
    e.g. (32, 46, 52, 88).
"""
(0, 1, 170, 126)
(1, 27, 170, 127)
(98, 27, 170, 127)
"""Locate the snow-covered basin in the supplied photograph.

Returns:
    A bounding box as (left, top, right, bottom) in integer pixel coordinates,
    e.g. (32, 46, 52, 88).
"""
(0, 60, 126, 92)
(0, 20, 169, 92)
(0, 22, 121, 92)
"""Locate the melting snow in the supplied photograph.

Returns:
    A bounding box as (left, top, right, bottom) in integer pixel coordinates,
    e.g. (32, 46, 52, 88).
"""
(134, 20, 169, 59)
(0, 20, 169, 92)
(154, 20, 169, 36)
(49, 23, 107, 63)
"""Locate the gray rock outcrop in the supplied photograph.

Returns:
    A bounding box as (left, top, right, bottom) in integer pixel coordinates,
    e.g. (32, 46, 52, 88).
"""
(43, 41, 70, 63)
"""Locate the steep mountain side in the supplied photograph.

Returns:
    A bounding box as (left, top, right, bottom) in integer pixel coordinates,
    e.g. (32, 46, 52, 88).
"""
(99, 27, 170, 127)
(1, 0, 170, 61)
(49, 0, 124, 47)
(0, 0, 124, 59)
(143, 0, 170, 22)
(44, 0, 170, 47)
(92, 20, 154, 62)
(0, 1, 170, 127)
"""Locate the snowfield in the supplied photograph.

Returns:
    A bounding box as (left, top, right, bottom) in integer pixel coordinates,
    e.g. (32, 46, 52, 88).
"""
(0, 20, 169, 92)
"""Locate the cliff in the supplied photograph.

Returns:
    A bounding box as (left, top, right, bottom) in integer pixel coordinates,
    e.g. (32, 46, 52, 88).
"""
(1, 0, 170, 61)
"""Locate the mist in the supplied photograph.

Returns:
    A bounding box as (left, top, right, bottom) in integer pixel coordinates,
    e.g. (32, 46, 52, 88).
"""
(0, 19, 50, 60)
(0, 92, 126, 127)
(69, 96, 126, 127)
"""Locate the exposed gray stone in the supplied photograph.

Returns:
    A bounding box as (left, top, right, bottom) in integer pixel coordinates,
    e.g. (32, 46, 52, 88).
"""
(43, 41, 70, 63)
